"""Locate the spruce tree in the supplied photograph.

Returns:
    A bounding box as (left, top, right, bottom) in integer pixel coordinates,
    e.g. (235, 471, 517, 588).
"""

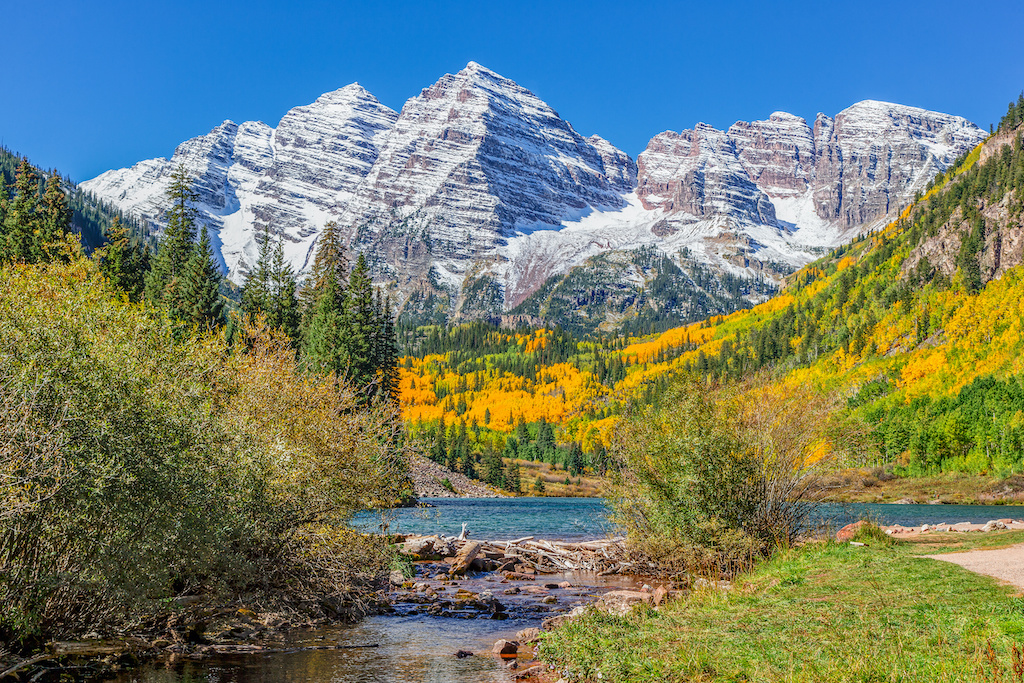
(180, 227, 224, 326)
(3, 160, 41, 262)
(145, 164, 199, 306)
(300, 220, 347, 331)
(302, 275, 349, 376)
(344, 253, 376, 388)
(504, 460, 521, 493)
(373, 291, 400, 403)
(484, 450, 505, 488)
(241, 226, 273, 318)
(95, 216, 150, 300)
(38, 175, 73, 261)
(269, 236, 300, 343)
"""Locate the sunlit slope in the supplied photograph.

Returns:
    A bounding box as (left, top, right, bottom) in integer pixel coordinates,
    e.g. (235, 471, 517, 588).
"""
(400, 119, 1024, 474)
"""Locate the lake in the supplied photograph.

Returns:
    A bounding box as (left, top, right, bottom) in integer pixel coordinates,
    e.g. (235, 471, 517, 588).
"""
(352, 496, 1024, 541)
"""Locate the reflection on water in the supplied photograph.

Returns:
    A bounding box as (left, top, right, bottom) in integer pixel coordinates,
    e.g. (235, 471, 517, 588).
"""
(113, 617, 517, 683)
(111, 570, 648, 683)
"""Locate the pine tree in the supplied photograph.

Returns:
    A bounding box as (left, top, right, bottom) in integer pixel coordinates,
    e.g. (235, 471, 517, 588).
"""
(0, 174, 7, 226)
(3, 160, 41, 262)
(300, 220, 347, 331)
(344, 253, 376, 388)
(145, 164, 199, 306)
(38, 174, 73, 261)
(180, 227, 224, 326)
(241, 226, 273, 317)
(95, 216, 150, 300)
(269, 236, 301, 343)
(302, 275, 349, 376)
(484, 449, 505, 487)
(504, 460, 521, 493)
(373, 291, 400, 403)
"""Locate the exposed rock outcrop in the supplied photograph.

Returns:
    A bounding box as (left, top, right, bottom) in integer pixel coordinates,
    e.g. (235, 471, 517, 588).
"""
(81, 65, 985, 330)
(409, 455, 508, 498)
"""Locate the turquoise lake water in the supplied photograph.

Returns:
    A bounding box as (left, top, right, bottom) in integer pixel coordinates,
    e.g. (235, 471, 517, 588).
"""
(352, 497, 1024, 540)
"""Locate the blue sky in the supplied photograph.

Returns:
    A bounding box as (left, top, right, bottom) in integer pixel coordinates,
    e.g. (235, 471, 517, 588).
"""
(3, 0, 1022, 182)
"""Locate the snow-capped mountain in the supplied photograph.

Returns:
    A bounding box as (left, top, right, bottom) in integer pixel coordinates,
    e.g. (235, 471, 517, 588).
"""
(81, 63, 987, 329)
(82, 84, 397, 275)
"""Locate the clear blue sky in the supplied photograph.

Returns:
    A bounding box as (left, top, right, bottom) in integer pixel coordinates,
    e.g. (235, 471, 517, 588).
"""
(3, 0, 1022, 182)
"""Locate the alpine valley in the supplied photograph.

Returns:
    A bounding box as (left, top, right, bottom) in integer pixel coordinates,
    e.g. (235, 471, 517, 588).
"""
(81, 62, 986, 333)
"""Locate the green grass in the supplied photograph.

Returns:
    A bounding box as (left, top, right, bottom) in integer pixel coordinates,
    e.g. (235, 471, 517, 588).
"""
(540, 537, 1024, 682)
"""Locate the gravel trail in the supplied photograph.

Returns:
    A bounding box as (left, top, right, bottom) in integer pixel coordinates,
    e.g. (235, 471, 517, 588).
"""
(922, 543, 1024, 590)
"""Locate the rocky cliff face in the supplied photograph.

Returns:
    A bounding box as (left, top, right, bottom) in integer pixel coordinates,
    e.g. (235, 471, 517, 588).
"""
(81, 65, 986, 330)
(82, 85, 397, 278)
(637, 101, 986, 249)
(339, 62, 637, 292)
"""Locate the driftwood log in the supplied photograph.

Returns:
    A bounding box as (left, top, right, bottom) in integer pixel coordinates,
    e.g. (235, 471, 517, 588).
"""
(399, 534, 629, 575)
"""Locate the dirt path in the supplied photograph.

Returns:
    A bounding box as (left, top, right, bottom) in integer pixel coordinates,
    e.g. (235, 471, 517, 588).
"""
(922, 543, 1024, 591)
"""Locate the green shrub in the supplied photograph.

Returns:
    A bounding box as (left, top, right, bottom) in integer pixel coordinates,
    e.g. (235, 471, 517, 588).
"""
(0, 261, 409, 643)
(609, 376, 853, 576)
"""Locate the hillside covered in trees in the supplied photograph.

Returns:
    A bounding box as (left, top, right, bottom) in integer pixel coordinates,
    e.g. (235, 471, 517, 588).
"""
(398, 95, 1024, 485)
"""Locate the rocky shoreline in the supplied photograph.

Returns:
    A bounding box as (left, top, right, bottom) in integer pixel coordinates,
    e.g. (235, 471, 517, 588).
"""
(8, 520, 1023, 682)
(409, 455, 510, 498)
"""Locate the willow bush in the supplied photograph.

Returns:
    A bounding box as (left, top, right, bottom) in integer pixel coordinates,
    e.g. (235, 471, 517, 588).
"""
(0, 260, 410, 644)
(609, 376, 861, 576)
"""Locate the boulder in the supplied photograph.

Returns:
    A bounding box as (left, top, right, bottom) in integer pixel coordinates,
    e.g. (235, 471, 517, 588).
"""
(492, 639, 519, 659)
(983, 520, 1007, 532)
(653, 585, 669, 606)
(836, 520, 868, 542)
(515, 627, 540, 643)
(595, 590, 655, 616)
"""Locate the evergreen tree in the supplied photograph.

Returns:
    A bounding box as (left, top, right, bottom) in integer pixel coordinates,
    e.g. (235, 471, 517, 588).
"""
(344, 253, 376, 387)
(373, 291, 400, 403)
(3, 160, 41, 262)
(180, 227, 224, 326)
(241, 226, 273, 317)
(430, 422, 448, 463)
(242, 227, 301, 344)
(145, 164, 199, 306)
(0, 173, 7, 226)
(504, 460, 521, 493)
(300, 220, 347, 331)
(484, 449, 505, 488)
(269, 236, 301, 343)
(38, 174, 73, 261)
(95, 216, 149, 300)
(302, 275, 348, 376)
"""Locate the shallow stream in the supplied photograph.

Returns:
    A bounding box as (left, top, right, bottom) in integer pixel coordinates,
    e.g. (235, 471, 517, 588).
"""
(112, 497, 1024, 683)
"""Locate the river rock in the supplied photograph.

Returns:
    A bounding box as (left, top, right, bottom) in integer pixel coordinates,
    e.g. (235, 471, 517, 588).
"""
(595, 590, 655, 616)
(516, 627, 540, 643)
(492, 639, 519, 658)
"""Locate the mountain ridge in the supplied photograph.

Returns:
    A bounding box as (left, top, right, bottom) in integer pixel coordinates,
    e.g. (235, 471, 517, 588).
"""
(80, 63, 986, 332)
